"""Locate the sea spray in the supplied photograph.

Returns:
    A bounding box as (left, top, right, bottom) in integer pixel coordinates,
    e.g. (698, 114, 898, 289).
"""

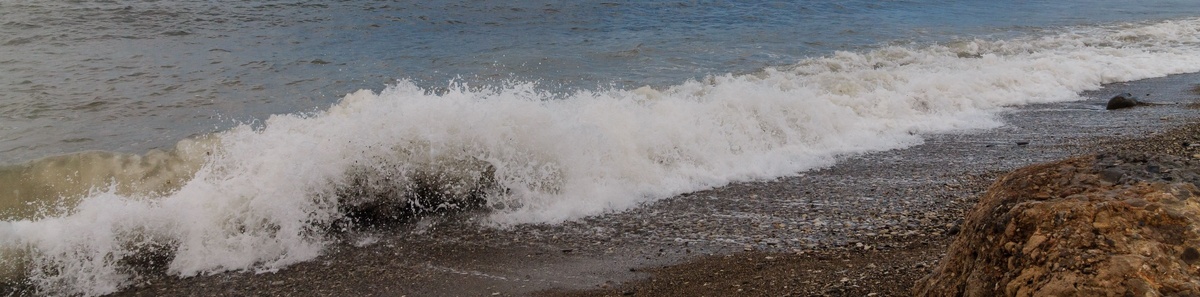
(2, 18, 1200, 295)
(332, 145, 501, 229)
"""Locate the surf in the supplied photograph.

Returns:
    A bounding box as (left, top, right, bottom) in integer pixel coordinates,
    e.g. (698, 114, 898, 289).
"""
(4, 18, 1200, 296)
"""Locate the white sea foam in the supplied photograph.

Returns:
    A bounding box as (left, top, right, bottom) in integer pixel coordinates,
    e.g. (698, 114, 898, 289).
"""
(4, 18, 1200, 295)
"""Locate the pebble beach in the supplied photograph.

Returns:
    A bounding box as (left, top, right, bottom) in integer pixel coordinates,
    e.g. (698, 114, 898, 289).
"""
(91, 72, 1200, 297)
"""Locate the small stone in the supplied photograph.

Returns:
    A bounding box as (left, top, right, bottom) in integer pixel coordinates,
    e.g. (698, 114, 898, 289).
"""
(1100, 169, 1124, 183)
(1106, 93, 1141, 110)
(1022, 235, 1049, 255)
(1123, 198, 1149, 207)
(1183, 247, 1200, 264)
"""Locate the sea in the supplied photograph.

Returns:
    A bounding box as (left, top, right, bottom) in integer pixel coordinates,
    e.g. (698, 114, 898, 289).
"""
(3, 0, 1200, 295)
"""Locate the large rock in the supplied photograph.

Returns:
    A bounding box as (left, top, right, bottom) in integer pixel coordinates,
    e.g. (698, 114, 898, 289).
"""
(913, 154, 1200, 296)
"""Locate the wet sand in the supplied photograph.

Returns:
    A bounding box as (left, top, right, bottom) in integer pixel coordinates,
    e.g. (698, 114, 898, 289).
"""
(87, 72, 1200, 297)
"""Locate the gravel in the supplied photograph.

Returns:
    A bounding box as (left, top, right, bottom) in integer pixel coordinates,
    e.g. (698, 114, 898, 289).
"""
(93, 74, 1200, 297)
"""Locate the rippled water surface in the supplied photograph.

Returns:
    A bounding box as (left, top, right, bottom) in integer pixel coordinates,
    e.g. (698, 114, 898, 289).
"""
(3, 0, 1200, 162)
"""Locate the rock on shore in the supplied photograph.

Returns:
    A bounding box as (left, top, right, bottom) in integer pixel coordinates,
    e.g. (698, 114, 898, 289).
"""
(1106, 93, 1143, 110)
(914, 153, 1200, 296)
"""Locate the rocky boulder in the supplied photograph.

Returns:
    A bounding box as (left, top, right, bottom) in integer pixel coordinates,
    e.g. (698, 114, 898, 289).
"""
(913, 153, 1200, 296)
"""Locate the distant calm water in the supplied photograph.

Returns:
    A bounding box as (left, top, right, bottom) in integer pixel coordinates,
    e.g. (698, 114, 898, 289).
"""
(4, 1, 1200, 295)
(3, 0, 1200, 162)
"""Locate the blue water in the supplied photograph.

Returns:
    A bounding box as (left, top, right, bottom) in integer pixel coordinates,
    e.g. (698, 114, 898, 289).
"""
(3, 1, 1200, 163)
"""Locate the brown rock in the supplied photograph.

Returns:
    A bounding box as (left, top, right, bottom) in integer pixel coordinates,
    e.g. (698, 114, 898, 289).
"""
(913, 155, 1200, 296)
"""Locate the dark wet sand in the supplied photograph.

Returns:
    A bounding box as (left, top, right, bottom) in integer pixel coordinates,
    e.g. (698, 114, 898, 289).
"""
(98, 73, 1200, 297)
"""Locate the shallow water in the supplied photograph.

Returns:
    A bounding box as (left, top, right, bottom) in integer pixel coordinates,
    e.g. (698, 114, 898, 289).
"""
(3, 1, 1200, 295)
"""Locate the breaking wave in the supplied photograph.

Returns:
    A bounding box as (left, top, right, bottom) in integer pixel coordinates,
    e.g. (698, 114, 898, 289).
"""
(4, 18, 1200, 295)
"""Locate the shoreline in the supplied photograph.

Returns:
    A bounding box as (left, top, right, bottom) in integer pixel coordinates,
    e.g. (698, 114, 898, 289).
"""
(545, 121, 1200, 297)
(539, 74, 1200, 296)
(17, 72, 1196, 296)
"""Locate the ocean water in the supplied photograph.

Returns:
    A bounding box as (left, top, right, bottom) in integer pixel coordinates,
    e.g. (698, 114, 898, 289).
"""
(3, 0, 1200, 295)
